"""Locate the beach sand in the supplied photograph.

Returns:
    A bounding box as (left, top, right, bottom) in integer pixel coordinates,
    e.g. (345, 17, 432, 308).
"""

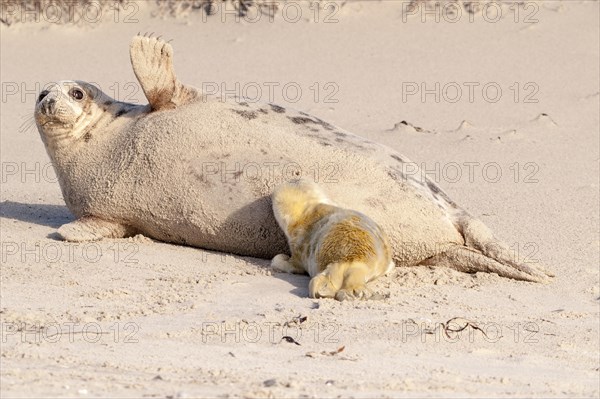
(0, 1, 598, 397)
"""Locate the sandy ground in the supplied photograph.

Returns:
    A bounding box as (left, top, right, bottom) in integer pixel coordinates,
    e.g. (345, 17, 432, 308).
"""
(0, 1, 599, 397)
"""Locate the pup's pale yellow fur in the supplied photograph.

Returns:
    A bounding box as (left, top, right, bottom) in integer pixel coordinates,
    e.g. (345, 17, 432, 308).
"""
(271, 180, 394, 301)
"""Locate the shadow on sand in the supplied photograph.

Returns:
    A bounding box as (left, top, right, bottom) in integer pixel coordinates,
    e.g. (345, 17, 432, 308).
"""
(270, 270, 310, 298)
(0, 200, 311, 297)
(0, 200, 74, 229)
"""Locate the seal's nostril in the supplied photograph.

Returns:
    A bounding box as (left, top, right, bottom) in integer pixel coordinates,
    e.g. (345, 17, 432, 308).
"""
(37, 90, 49, 103)
(42, 98, 56, 115)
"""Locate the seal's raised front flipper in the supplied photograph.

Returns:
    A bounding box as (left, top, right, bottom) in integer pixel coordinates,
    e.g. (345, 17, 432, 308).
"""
(58, 216, 137, 242)
(129, 34, 199, 112)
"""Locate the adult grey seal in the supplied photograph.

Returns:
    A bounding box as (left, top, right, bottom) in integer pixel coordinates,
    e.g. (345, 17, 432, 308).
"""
(34, 34, 552, 283)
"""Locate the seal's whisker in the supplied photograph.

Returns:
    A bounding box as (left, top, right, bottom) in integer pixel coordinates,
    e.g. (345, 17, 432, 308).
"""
(18, 114, 36, 134)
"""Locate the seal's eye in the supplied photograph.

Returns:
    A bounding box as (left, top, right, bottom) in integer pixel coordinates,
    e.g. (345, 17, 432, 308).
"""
(37, 90, 49, 103)
(70, 88, 85, 101)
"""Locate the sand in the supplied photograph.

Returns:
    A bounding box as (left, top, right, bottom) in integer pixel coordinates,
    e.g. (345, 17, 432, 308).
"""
(0, 0, 598, 397)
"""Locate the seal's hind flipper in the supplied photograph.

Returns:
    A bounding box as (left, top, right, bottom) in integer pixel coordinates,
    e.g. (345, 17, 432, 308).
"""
(420, 244, 550, 283)
(58, 216, 137, 242)
(129, 34, 199, 111)
(458, 216, 554, 279)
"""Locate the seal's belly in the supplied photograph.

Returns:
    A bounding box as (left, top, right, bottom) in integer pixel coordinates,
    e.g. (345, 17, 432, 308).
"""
(99, 100, 462, 263)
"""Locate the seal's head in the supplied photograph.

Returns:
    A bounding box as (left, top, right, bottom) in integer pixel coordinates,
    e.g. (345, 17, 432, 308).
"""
(271, 179, 334, 238)
(35, 80, 113, 149)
